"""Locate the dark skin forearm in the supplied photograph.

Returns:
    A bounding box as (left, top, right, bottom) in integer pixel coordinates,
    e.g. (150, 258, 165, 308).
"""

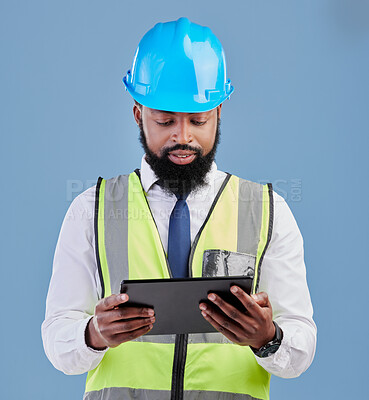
(199, 286, 275, 349)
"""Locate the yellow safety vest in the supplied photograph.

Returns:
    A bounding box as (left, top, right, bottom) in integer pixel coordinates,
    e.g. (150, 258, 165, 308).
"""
(84, 171, 274, 400)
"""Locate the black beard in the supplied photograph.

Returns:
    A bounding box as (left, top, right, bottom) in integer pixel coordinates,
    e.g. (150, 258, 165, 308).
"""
(139, 118, 221, 197)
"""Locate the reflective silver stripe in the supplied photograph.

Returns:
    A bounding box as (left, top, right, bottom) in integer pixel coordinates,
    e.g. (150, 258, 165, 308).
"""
(84, 387, 262, 400)
(84, 387, 170, 400)
(132, 333, 176, 344)
(188, 332, 232, 344)
(237, 178, 264, 255)
(184, 391, 262, 400)
(133, 332, 232, 344)
(104, 174, 129, 295)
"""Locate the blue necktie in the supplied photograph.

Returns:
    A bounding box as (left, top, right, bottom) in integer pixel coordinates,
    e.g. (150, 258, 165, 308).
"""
(167, 193, 191, 278)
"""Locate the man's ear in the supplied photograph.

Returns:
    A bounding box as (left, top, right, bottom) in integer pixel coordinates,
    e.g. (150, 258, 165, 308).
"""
(133, 104, 142, 125)
(217, 103, 223, 119)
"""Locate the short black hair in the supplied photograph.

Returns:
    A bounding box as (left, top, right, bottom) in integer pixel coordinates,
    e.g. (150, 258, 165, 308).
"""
(134, 100, 220, 118)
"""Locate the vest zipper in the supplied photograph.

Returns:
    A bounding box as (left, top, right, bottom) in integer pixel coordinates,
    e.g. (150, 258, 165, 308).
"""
(169, 174, 231, 399)
(171, 333, 188, 400)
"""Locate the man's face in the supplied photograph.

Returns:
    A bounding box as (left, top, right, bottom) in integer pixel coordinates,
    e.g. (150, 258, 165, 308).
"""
(134, 105, 221, 161)
(133, 104, 222, 196)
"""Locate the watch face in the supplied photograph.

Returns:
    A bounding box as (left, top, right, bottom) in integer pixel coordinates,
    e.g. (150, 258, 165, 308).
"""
(260, 344, 280, 358)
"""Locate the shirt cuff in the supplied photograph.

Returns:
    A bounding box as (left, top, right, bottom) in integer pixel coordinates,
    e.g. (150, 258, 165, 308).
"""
(253, 328, 293, 376)
(79, 315, 109, 358)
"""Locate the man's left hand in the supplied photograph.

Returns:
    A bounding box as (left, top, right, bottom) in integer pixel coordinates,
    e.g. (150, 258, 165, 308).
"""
(199, 286, 275, 349)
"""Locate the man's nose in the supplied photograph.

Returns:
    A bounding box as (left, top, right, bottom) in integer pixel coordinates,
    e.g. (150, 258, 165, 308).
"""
(173, 120, 192, 144)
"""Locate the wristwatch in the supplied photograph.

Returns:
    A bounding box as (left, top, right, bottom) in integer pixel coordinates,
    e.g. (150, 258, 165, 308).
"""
(251, 321, 283, 358)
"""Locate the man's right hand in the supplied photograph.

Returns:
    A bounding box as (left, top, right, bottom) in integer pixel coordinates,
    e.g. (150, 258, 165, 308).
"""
(85, 293, 155, 350)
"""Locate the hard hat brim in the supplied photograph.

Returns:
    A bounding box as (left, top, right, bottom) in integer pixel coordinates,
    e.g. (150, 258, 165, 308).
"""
(123, 77, 234, 113)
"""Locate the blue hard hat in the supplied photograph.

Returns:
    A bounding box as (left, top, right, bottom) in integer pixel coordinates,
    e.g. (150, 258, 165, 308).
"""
(123, 17, 234, 113)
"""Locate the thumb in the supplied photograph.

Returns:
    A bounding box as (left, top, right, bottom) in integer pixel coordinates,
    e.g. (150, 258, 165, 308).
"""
(251, 292, 269, 307)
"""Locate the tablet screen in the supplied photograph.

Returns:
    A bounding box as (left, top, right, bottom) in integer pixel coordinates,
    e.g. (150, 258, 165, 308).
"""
(120, 276, 252, 335)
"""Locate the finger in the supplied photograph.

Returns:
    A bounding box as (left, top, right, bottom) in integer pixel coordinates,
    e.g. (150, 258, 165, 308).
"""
(251, 292, 271, 308)
(97, 294, 129, 312)
(112, 316, 156, 334)
(106, 306, 155, 322)
(230, 286, 263, 318)
(200, 309, 239, 343)
(99, 316, 155, 339)
(205, 293, 252, 326)
(199, 302, 246, 339)
(111, 324, 154, 346)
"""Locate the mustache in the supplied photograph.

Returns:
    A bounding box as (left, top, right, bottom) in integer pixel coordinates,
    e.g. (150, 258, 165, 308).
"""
(161, 144, 203, 157)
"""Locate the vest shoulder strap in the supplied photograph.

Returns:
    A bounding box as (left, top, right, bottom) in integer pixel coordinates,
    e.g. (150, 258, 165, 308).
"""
(235, 177, 274, 292)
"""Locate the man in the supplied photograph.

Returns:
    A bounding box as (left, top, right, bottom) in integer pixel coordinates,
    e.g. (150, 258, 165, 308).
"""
(42, 17, 316, 400)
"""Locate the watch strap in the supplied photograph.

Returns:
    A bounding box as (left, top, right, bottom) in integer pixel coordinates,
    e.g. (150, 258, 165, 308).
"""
(251, 321, 283, 358)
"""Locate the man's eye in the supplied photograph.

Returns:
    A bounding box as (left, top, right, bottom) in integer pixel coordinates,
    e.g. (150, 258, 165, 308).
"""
(191, 120, 207, 126)
(156, 121, 173, 126)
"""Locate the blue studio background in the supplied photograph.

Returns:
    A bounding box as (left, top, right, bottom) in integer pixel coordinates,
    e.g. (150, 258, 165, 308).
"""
(1, 0, 368, 398)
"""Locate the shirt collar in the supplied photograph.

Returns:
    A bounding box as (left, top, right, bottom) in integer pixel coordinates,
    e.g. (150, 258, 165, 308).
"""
(139, 155, 219, 195)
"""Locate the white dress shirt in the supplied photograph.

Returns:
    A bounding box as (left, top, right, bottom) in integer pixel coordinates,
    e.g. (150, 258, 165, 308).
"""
(42, 156, 317, 379)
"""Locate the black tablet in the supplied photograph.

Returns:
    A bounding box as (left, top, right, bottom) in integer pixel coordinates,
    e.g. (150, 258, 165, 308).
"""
(120, 276, 252, 335)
